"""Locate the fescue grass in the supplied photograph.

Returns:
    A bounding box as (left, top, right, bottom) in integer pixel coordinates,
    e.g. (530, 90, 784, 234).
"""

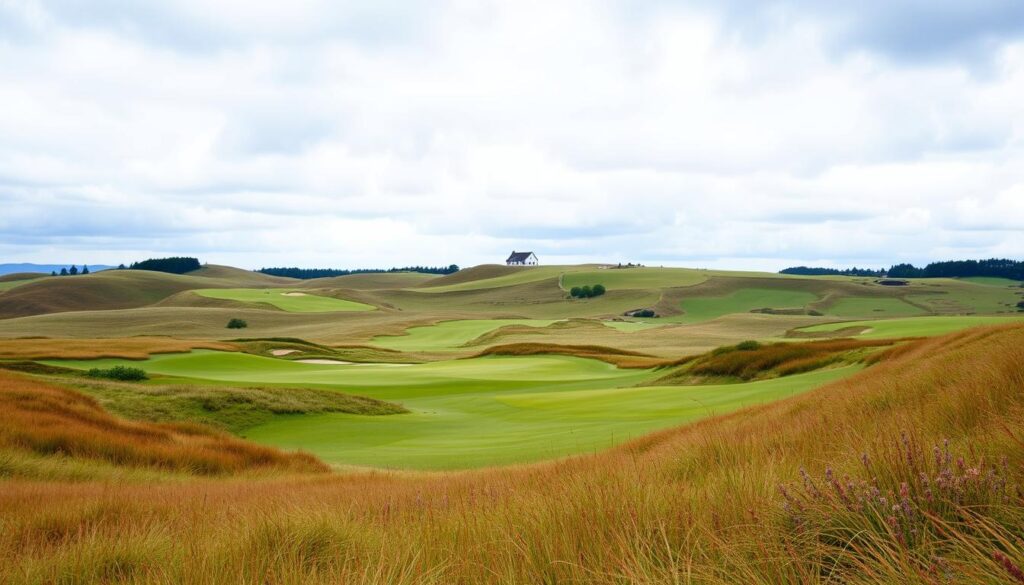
(653, 337, 898, 382)
(63, 378, 406, 433)
(0, 336, 237, 360)
(0, 370, 327, 477)
(1, 325, 1022, 583)
(795, 314, 1024, 339)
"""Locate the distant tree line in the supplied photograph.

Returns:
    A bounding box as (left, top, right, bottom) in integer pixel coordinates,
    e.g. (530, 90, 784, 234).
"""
(781, 258, 1024, 281)
(129, 257, 202, 274)
(258, 265, 460, 279)
(50, 265, 91, 276)
(780, 266, 885, 277)
(887, 259, 1024, 280)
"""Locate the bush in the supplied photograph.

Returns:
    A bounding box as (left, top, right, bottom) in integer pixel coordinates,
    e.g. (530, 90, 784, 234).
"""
(1017, 300, 1024, 311)
(569, 284, 606, 299)
(735, 340, 761, 351)
(86, 366, 148, 382)
(631, 309, 656, 318)
(227, 318, 248, 329)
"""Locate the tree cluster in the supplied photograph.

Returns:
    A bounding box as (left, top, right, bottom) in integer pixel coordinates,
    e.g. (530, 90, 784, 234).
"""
(781, 258, 1024, 281)
(569, 284, 606, 298)
(258, 265, 460, 279)
(780, 266, 885, 277)
(50, 265, 91, 276)
(130, 257, 202, 274)
(887, 259, 1024, 280)
(226, 318, 248, 329)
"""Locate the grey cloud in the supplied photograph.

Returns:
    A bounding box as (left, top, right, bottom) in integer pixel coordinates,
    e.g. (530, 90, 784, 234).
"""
(706, 0, 1024, 66)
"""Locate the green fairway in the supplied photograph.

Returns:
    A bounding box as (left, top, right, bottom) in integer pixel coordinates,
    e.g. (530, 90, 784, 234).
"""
(45, 350, 856, 469)
(823, 296, 926, 317)
(670, 288, 819, 324)
(958, 276, 1022, 287)
(0, 278, 41, 293)
(561, 268, 707, 290)
(194, 288, 375, 312)
(796, 315, 1024, 339)
(372, 319, 562, 351)
(416, 266, 582, 293)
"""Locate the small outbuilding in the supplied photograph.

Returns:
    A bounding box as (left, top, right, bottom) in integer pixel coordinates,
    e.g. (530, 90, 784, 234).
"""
(506, 251, 539, 266)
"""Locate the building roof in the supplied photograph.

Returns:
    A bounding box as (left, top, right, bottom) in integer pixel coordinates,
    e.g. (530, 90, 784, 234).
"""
(506, 251, 535, 263)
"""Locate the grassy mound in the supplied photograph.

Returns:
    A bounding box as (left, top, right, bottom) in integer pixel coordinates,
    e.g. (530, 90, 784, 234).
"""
(474, 342, 662, 367)
(652, 337, 898, 383)
(0, 371, 327, 478)
(0, 270, 217, 318)
(69, 379, 406, 434)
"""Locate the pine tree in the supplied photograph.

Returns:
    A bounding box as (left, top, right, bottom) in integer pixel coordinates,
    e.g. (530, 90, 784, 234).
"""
(69, 265, 78, 275)
(82, 265, 90, 275)
(60, 268, 68, 276)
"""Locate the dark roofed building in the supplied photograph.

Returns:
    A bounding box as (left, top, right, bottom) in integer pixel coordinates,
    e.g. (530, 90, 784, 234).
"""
(506, 251, 539, 266)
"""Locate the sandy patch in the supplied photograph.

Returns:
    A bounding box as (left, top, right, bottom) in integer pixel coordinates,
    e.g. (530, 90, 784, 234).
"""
(295, 359, 414, 367)
(270, 349, 299, 356)
(296, 359, 354, 365)
(281, 292, 308, 297)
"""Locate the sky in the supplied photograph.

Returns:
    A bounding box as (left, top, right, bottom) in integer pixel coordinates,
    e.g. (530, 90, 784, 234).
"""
(1, 0, 1023, 271)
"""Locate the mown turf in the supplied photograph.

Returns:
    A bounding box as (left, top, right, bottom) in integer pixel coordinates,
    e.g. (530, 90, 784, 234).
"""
(415, 265, 584, 293)
(46, 350, 857, 469)
(371, 319, 562, 351)
(193, 288, 375, 312)
(822, 295, 926, 317)
(670, 288, 819, 324)
(560, 267, 707, 290)
(795, 314, 1024, 338)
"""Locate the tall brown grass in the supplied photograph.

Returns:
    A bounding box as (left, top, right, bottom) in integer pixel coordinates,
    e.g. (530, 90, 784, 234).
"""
(0, 371, 327, 476)
(1, 325, 1022, 583)
(0, 336, 236, 360)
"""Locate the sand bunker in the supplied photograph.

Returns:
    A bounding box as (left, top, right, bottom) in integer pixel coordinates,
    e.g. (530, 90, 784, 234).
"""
(270, 349, 299, 356)
(296, 359, 354, 365)
(295, 359, 414, 367)
(281, 292, 308, 297)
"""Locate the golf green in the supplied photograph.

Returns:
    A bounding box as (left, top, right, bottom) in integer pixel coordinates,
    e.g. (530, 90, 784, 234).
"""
(372, 319, 562, 351)
(48, 351, 859, 470)
(194, 288, 374, 312)
(796, 315, 1024, 339)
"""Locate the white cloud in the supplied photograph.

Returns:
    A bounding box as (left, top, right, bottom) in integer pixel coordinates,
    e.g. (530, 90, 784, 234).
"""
(0, 0, 1022, 269)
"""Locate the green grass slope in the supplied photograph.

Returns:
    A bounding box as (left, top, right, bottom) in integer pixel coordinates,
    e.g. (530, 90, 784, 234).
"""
(46, 350, 858, 469)
(301, 272, 440, 290)
(794, 314, 1024, 339)
(193, 289, 375, 312)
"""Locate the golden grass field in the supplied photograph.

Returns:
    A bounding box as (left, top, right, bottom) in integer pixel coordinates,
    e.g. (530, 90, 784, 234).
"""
(0, 325, 1021, 583)
(1, 265, 1023, 583)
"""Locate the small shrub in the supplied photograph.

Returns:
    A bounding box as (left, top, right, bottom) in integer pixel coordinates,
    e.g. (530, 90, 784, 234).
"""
(86, 366, 148, 382)
(1016, 300, 1024, 311)
(735, 340, 761, 351)
(227, 318, 248, 329)
(630, 309, 656, 318)
(569, 284, 606, 299)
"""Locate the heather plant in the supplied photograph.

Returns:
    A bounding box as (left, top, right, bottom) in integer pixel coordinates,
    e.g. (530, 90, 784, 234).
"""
(779, 433, 1023, 581)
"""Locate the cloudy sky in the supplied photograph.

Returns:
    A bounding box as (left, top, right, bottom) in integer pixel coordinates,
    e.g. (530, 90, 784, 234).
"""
(1, 1, 1023, 270)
